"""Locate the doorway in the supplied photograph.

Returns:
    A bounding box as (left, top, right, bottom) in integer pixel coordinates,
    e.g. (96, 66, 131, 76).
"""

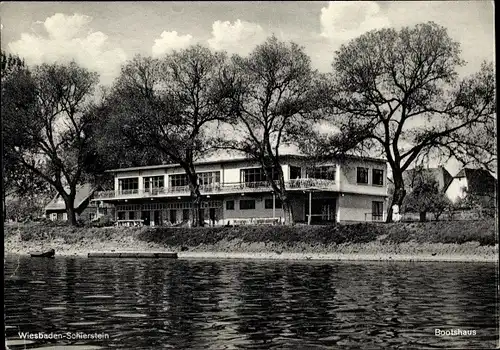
(305, 197, 336, 223)
(153, 210, 161, 226)
(209, 208, 216, 226)
(169, 209, 177, 224)
(141, 211, 151, 226)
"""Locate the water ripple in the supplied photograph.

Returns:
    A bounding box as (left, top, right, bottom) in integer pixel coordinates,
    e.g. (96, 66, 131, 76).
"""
(4, 257, 497, 349)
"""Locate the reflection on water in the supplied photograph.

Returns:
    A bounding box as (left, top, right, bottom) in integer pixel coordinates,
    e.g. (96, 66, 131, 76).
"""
(4, 256, 497, 349)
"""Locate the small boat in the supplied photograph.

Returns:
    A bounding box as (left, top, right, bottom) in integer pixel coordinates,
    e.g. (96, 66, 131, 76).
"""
(30, 249, 55, 258)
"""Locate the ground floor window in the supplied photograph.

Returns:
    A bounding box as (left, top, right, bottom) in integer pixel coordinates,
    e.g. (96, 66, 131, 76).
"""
(265, 198, 282, 209)
(129, 211, 135, 220)
(240, 199, 256, 210)
(182, 209, 190, 221)
(372, 201, 384, 221)
(118, 211, 125, 220)
(226, 200, 234, 210)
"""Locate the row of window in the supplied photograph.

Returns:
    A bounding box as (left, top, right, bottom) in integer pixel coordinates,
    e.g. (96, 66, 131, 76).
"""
(242, 166, 337, 182)
(116, 201, 223, 212)
(117, 207, 219, 224)
(118, 166, 384, 190)
(119, 172, 222, 191)
(225, 198, 283, 211)
(357, 168, 384, 186)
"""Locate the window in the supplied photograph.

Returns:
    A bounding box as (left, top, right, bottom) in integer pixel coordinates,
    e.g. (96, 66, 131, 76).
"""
(241, 167, 279, 183)
(290, 166, 302, 179)
(118, 212, 126, 220)
(372, 169, 384, 186)
(119, 178, 139, 192)
(306, 166, 336, 180)
(144, 176, 164, 192)
(357, 167, 369, 184)
(182, 209, 190, 221)
(198, 171, 221, 186)
(226, 200, 235, 210)
(169, 174, 188, 187)
(129, 211, 135, 220)
(265, 198, 282, 209)
(239, 199, 256, 210)
(372, 201, 383, 221)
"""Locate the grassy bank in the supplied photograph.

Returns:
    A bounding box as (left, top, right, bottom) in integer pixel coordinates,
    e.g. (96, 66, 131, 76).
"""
(4, 220, 498, 262)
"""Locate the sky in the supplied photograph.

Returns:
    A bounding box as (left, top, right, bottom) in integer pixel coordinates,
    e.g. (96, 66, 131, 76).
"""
(0, 1, 495, 175)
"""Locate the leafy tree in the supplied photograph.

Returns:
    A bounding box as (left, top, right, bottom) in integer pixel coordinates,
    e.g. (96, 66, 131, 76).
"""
(454, 185, 497, 219)
(1, 51, 25, 78)
(402, 168, 452, 221)
(102, 47, 234, 226)
(82, 98, 170, 188)
(1, 51, 49, 221)
(223, 36, 322, 225)
(2, 61, 99, 225)
(323, 22, 495, 222)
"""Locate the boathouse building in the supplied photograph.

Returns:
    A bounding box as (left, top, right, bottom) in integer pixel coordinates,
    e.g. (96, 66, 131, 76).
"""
(92, 155, 388, 226)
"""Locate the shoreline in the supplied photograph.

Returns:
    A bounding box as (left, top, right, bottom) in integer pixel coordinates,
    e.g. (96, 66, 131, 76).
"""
(5, 251, 498, 263)
(4, 220, 498, 263)
(5, 238, 498, 263)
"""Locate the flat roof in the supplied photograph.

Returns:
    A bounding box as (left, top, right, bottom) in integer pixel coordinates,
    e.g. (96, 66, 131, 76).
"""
(107, 154, 387, 173)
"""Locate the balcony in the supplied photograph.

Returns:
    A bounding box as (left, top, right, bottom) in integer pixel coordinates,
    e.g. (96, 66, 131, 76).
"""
(93, 178, 337, 200)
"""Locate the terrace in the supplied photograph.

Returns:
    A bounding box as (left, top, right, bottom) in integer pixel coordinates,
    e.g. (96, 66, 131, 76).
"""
(93, 178, 337, 201)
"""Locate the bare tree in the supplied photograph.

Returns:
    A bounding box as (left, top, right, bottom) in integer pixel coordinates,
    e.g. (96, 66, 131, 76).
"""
(323, 22, 495, 222)
(2, 61, 99, 225)
(222, 36, 322, 225)
(105, 47, 234, 226)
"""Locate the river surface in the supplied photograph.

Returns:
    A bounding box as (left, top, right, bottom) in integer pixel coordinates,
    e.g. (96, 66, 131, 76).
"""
(4, 256, 498, 349)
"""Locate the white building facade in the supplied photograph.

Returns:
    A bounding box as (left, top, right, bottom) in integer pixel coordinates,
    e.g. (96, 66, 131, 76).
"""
(92, 155, 388, 226)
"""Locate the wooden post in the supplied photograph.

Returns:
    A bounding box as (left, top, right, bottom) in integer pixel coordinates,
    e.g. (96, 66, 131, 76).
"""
(308, 191, 312, 225)
(273, 193, 276, 220)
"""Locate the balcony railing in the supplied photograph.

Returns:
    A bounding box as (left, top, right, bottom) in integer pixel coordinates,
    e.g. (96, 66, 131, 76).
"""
(93, 178, 337, 200)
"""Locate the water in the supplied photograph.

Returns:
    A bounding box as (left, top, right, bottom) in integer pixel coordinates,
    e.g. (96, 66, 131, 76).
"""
(4, 256, 498, 349)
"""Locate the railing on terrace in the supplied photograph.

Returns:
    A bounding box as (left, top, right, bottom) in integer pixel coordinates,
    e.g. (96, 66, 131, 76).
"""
(93, 178, 336, 199)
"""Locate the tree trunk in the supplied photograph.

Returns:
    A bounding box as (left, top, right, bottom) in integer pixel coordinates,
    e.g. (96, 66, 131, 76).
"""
(277, 177, 294, 225)
(386, 173, 406, 223)
(64, 195, 77, 226)
(2, 190, 6, 222)
(419, 211, 427, 222)
(280, 192, 294, 225)
(189, 185, 204, 227)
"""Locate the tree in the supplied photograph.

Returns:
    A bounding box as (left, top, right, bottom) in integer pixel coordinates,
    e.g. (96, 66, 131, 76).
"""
(454, 185, 497, 219)
(402, 168, 452, 221)
(82, 97, 170, 188)
(324, 22, 496, 222)
(1, 52, 52, 221)
(1, 51, 25, 77)
(103, 47, 234, 226)
(1, 51, 33, 221)
(223, 36, 322, 225)
(2, 61, 99, 225)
